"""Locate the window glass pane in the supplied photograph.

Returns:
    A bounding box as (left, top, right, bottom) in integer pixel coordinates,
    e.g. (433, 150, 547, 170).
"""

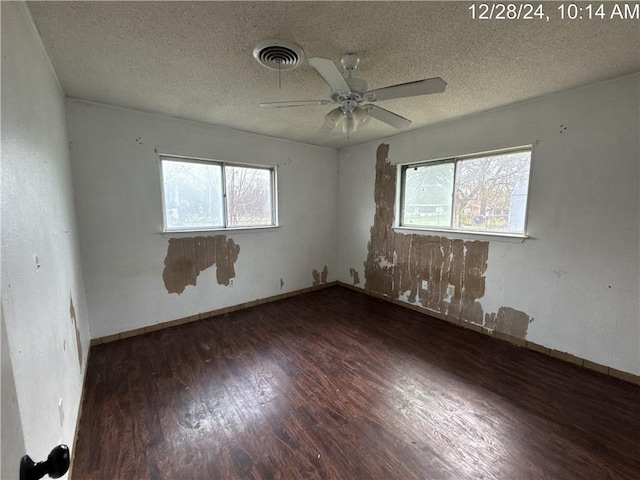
(402, 162, 455, 227)
(225, 166, 273, 227)
(452, 151, 531, 233)
(162, 160, 224, 230)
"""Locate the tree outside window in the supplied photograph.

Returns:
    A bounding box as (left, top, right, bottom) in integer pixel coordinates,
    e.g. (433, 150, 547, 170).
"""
(161, 157, 276, 231)
(401, 148, 531, 234)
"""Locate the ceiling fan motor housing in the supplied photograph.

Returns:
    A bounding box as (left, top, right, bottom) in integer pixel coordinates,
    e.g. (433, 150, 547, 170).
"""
(331, 76, 368, 104)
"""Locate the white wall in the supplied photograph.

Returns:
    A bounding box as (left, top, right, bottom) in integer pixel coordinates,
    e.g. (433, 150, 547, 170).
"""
(338, 74, 639, 375)
(66, 100, 338, 339)
(1, 310, 25, 480)
(1, 2, 90, 474)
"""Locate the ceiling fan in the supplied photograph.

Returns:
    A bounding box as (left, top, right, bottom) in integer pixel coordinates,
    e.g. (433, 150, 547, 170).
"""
(259, 53, 447, 134)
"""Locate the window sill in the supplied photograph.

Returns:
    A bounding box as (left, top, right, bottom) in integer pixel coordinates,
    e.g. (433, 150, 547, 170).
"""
(159, 225, 280, 237)
(393, 226, 528, 243)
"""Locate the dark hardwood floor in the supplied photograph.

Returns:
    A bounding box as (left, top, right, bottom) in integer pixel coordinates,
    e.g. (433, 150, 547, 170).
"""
(73, 286, 640, 479)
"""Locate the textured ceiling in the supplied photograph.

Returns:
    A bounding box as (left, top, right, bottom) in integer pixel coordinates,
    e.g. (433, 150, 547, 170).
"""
(28, 1, 639, 149)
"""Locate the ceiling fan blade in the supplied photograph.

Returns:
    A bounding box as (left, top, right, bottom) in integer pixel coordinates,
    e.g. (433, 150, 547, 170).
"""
(364, 105, 412, 129)
(366, 77, 447, 102)
(308, 57, 351, 94)
(260, 99, 333, 108)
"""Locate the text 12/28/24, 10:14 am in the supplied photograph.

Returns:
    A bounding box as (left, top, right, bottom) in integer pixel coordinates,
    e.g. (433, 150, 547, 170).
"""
(469, 3, 639, 21)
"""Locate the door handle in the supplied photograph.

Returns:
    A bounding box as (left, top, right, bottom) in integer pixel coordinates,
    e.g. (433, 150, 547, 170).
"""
(19, 445, 69, 480)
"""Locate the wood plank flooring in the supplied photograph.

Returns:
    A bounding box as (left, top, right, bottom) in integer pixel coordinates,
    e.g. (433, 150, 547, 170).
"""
(73, 286, 640, 479)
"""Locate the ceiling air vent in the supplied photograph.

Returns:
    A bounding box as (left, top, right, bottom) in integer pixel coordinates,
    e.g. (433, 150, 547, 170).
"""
(253, 40, 304, 71)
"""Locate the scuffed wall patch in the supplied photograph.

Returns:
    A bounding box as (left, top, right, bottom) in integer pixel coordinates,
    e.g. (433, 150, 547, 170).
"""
(363, 143, 531, 338)
(70, 295, 82, 368)
(349, 268, 360, 286)
(162, 236, 240, 294)
(312, 266, 329, 286)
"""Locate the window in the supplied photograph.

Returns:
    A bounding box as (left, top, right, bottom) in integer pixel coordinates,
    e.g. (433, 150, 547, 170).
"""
(399, 147, 532, 235)
(160, 155, 277, 231)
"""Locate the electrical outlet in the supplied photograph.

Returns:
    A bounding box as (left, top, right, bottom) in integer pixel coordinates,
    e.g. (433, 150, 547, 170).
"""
(447, 284, 455, 296)
(58, 398, 64, 426)
(228, 278, 235, 287)
(421, 280, 428, 290)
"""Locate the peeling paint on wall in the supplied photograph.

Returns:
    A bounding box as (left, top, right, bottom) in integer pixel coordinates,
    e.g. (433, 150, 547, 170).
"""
(312, 266, 329, 286)
(162, 235, 240, 294)
(349, 268, 360, 286)
(363, 143, 531, 338)
(70, 295, 82, 368)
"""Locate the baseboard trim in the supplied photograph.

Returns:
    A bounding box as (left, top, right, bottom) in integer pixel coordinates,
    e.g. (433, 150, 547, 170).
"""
(90, 281, 338, 346)
(337, 282, 640, 386)
(88, 281, 638, 385)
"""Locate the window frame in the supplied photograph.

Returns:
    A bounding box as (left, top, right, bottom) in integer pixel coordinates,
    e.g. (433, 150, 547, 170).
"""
(397, 145, 533, 238)
(159, 154, 279, 233)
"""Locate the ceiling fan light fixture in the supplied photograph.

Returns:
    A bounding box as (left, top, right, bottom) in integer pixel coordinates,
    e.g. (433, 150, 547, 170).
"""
(342, 107, 370, 134)
(343, 118, 359, 134)
(253, 39, 304, 71)
(352, 106, 370, 127)
(319, 107, 345, 133)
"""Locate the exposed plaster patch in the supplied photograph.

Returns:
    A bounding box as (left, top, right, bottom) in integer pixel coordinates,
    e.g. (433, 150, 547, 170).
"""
(484, 307, 531, 338)
(349, 268, 360, 285)
(321, 265, 328, 283)
(363, 143, 531, 338)
(375, 256, 395, 269)
(312, 266, 329, 286)
(70, 295, 82, 367)
(460, 241, 488, 325)
(162, 235, 240, 294)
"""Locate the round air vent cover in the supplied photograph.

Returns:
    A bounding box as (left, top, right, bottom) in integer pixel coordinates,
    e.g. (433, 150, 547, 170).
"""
(253, 40, 304, 71)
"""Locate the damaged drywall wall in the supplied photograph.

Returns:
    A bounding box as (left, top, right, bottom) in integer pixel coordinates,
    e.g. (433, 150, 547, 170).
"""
(349, 268, 360, 286)
(485, 307, 531, 339)
(162, 235, 240, 294)
(364, 143, 530, 338)
(312, 266, 329, 286)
